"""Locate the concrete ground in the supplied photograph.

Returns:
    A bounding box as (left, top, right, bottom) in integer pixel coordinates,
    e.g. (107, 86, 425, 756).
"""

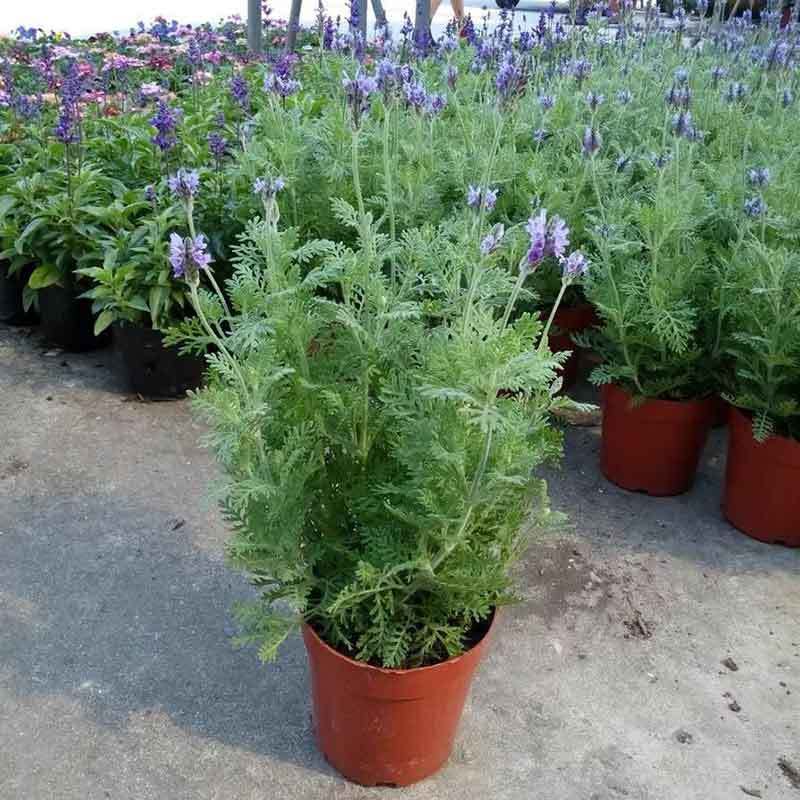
(1, 322, 798, 800)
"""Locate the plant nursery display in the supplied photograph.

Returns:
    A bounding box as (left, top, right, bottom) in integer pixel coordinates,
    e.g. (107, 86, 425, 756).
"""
(2, 0, 800, 786)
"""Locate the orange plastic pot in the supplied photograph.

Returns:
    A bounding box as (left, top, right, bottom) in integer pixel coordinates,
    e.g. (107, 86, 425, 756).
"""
(544, 303, 598, 390)
(302, 613, 496, 787)
(723, 408, 800, 546)
(600, 384, 715, 496)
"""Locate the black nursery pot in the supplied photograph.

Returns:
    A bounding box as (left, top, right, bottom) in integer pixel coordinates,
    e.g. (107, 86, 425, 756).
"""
(39, 282, 108, 352)
(113, 322, 206, 398)
(0, 263, 37, 325)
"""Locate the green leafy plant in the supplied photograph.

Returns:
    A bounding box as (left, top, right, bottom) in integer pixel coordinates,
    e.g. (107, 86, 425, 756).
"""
(722, 240, 800, 442)
(579, 156, 716, 400)
(170, 189, 583, 667)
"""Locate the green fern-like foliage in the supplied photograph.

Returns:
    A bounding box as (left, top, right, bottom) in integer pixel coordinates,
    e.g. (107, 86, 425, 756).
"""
(177, 206, 564, 668)
(579, 158, 716, 400)
(721, 240, 800, 442)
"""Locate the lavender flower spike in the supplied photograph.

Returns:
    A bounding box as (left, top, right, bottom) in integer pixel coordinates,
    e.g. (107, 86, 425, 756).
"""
(480, 223, 505, 256)
(582, 127, 602, 157)
(747, 167, 770, 188)
(562, 250, 590, 282)
(253, 176, 286, 198)
(744, 196, 766, 217)
(169, 232, 212, 283)
(168, 168, 200, 200)
(466, 185, 482, 209)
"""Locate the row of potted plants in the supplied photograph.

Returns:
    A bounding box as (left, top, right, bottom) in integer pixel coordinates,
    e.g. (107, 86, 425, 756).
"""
(1, 3, 799, 786)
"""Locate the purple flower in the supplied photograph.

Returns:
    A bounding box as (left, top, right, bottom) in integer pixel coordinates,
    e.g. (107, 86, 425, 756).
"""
(480, 223, 505, 256)
(377, 59, 398, 91)
(139, 82, 165, 100)
(168, 168, 200, 200)
(466, 185, 498, 212)
(674, 66, 689, 84)
(782, 88, 794, 108)
(562, 250, 589, 280)
(533, 128, 551, 144)
(725, 82, 748, 103)
(710, 65, 727, 85)
(747, 167, 770, 188)
(744, 196, 766, 217)
(671, 110, 694, 139)
(403, 80, 428, 111)
(425, 93, 447, 116)
(150, 100, 181, 152)
(616, 89, 633, 105)
(445, 64, 458, 91)
(169, 232, 212, 279)
(547, 215, 570, 260)
(585, 91, 605, 111)
(524, 209, 571, 269)
(253, 176, 286, 198)
(187, 38, 202, 67)
(144, 184, 157, 204)
(342, 69, 378, 126)
(525, 209, 548, 270)
(538, 94, 555, 110)
(322, 16, 335, 49)
(582, 127, 602, 157)
(571, 58, 592, 85)
(495, 53, 522, 100)
(265, 71, 301, 99)
(208, 132, 228, 166)
(230, 73, 250, 112)
(616, 154, 632, 172)
(649, 151, 672, 169)
(53, 61, 83, 144)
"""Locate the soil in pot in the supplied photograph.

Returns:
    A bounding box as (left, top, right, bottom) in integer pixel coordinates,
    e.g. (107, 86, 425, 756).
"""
(0, 263, 38, 325)
(600, 383, 715, 496)
(39, 283, 108, 352)
(723, 408, 800, 546)
(544, 303, 598, 391)
(302, 611, 496, 787)
(113, 322, 206, 398)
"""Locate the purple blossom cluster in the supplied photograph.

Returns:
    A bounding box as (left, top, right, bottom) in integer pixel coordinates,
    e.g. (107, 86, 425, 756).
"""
(467, 185, 499, 212)
(253, 176, 286, 199)
(168, 168, 200, 200)
(524, 208, 569, 269)
(169, 232, 212, 280)
(342, 69, 378, 127)
(54, 61, 84, 145)
(150, 100, 181, 152)
(230, 73, 250, 113)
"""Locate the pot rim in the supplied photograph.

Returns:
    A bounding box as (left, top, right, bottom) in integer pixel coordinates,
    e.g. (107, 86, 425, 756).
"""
(603, 382, 716, 411)
(729, 405, 800, 458)
(302, 608, 497, 677)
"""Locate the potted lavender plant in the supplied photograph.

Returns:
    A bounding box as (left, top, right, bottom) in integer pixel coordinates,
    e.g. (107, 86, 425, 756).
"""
(581, 150, 717, 496)
(721, 241, 800, 546)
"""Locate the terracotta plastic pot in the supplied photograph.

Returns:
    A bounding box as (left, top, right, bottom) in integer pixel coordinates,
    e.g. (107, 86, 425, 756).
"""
(113, 322, 206, 398)
(302, 612, 496, 787)
(723, 408, 800, 547)
(711, 395, 729, 428)
(544, 303, 598, 390)
(600, 384, 715, 496)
